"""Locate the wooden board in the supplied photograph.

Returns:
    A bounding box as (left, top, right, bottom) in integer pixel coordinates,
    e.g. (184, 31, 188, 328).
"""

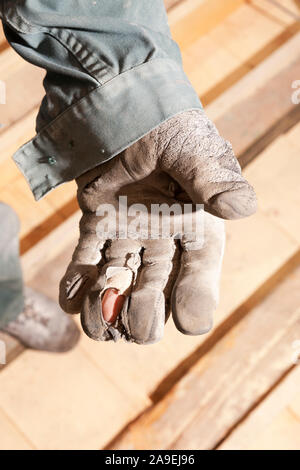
(0, 109, 37, 166)
(168, 0, 245, 48)
(0, 0, 298, 362)
(164, 0, 181, 10)
(1, 0, 300, 450)
(184, 0, 300, 105)
(245, 124, 300, 245)
(207, 32, 300, 166)
(0, 345, 150, 450)
(108, 262, 300, 450)
(0, 54, 44, 132)
(219, 365, 300, 450)
(0, 332, 24, 371)
(0, 408, 34, 450)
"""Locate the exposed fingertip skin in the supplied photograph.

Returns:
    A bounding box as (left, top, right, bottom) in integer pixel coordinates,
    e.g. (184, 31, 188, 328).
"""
(102, 288, 126, 324)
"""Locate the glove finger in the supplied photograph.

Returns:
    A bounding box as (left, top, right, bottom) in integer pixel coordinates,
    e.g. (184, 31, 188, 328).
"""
(59, 213, 105, 314)
(160, 109, 257, 220)
(171, 212, 225, 335)
(127, 239, 176, 345)
(81, 239, 141, 342)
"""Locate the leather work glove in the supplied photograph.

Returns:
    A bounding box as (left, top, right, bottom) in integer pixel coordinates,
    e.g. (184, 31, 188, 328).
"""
(59, 110, 257, 344)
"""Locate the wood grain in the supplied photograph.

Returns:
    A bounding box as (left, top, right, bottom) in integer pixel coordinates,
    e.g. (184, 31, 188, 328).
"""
(208, 33, 300, 166)
(0, 408, 34, 450)
(0, 0, 299, 450)
(164, 0, 182, 10)
(184, 1, 300, 105)
(219, 365, 300, 450)
(0, 346, 149, 450)
(108, 263, 300, 450)
(0, 332, 24, 371)
(168, 0, 245, 48)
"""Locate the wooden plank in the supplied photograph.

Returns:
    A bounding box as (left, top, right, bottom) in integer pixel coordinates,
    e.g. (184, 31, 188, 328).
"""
(289, 391, 300, 421)
(164, 0, 181, 10)
(185, 1, 300, 105)
(0, 408, 34, 450)
(0, 109, 37, 166)
(0, 332, 24, 370)
(0, 48, 32, 81)
(21, 210, 81, 282)
(182, 33, 250, 106)
(0, 0, 299, 449)
(219, 366, 300, 450)
(0, 108, 77, 251)
(245, 123, 300, 244)
(0, 177, 65, 240)
(207, 32, 300, 122)
(168, 0, 245, 49)
(8, 217, 152, 448)
(210, 0, 300, 64)
(0, 65, 43, 133)
(0, 346, 150, 449)
(251, 0, 300, 25)
(108, 263, 300, 450)
(0, 52, 44, 133)
(207, 33, 300, 166)
(244, 409, 300, 450)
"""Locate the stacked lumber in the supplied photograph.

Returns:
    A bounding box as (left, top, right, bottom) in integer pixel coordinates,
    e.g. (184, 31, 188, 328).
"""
(0, 0, 300, 450)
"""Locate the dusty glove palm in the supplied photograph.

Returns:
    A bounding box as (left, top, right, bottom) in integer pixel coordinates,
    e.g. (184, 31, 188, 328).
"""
(59, 110, 256, 344)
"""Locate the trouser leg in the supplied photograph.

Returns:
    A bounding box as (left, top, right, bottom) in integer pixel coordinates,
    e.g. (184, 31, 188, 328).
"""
(0, 203, 24, 329)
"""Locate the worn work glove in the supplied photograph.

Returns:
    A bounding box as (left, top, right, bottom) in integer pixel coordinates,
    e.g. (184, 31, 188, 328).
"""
(59, 110, 257, 344)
